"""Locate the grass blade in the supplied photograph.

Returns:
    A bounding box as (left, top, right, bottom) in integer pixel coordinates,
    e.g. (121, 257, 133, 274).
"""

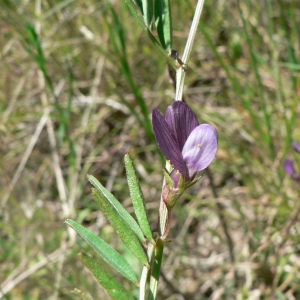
(79, 252, 135, 300)
(124, 154, 154, 243)
(65, 219, 138, 283)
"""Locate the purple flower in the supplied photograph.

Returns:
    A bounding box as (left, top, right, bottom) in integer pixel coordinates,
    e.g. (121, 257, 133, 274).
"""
(284, 142, 300, 182)
(152, 101, 218, 182)
(292, 142, 300, 153)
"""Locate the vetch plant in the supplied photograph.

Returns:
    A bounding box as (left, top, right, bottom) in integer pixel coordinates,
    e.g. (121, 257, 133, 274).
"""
(65, 0, 218, 299)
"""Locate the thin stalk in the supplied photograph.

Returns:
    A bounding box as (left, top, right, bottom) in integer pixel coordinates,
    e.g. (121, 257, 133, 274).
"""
(175, 0, 205, 100)
(148, 239, 164, 300)
(139, 243, 155, 300)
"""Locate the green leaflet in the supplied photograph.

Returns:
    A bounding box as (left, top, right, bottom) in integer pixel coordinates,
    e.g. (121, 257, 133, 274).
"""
(123, 0, 177, 69)
(155, 0, 172, 51)
(88, 175, 146, 243)
(142, 0, 154, 28)
(124, 154, 154, 243)
(79, 252, 135, 300)
(124, 0, 148, 32)
(65, 219, 138, 284)
(91, 188, 149, 265)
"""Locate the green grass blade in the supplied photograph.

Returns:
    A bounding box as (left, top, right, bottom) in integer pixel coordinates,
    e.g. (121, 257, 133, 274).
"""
(238, 0, 273, 154)
(105, 4, 154, 142)
(88, 175, 146, 244)
(200, 22, 267, 144)
(155, 0, 172, 51)
(79, 252, 135, 300)
(91, 188, 149, 265)
(124, 154, 153, 242)
(65, 219, 138, 283)
(142, 0, 154, 28)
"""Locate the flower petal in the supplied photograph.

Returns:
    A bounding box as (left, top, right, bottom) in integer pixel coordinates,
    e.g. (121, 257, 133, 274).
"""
(182, 124, 218, 177)
(292, 142, 300, 153)
(284, 159, 296, 176)
(165, 101, 199, 151)
(152, 108, 187, 176)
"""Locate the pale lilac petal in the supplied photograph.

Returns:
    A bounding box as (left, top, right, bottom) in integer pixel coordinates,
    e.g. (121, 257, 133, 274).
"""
(152, 108, 187, 176)
(165, 101, 199, 151)
(292, 142, 300, 153)
(182, 124, 218, 177)
(284, 159, 296, 176)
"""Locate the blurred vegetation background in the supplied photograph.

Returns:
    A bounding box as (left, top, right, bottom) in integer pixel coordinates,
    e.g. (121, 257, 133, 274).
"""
(1, 0, 300, 299)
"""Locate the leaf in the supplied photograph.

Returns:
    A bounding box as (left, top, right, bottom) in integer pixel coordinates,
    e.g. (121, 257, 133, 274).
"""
(65, 219, 138, 283)
(124, 0, 148, 32)
(79, 252, 135, 300)
(123, 0, 177, 69)
(155, 0, 172, 51)
(124, 154, 154, 243)
(87, 175, 146, 243)
(142, 0, 154, 28)
(133, 0, 143, 13)
(92, 188, 149, 266)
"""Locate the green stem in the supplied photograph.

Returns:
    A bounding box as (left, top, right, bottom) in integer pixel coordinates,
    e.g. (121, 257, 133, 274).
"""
(148, 239, 165, 300)
(139, 243, 155, 300)
(176, 0, 205, 100)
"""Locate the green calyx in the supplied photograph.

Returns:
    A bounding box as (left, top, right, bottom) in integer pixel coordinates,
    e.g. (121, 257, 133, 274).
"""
(162, 169, 185, 210)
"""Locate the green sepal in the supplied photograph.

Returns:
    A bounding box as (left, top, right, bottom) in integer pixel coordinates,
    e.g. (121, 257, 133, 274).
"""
(124, 154, 154, 243)
(65, 219, 138, 283)
(162, 169, 185, 210)
(79, 252, 135, 300)
(92, 188, 149, 265)
(88, 175, 146, 243)
(154, 0, 172, 51)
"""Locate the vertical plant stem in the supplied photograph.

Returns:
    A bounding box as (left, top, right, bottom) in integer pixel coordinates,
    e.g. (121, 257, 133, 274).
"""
(148, 238, 164, 300)
(175, 0, 205, 100)
(140, 243, 155, 300)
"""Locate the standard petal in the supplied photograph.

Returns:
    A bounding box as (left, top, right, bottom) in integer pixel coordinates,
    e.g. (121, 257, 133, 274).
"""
(165, 101, 199, 151)
(152, 108, 187, 176)
(182, 124, 218, 177)
(284, 159, 296, 176)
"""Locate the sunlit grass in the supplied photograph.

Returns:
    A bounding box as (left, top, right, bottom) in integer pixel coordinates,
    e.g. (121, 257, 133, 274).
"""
(1, 0, 300, 298)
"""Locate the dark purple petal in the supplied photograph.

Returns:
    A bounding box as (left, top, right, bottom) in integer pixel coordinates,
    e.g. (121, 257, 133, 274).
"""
(284, 159, 296, 176)
(182, 124, 218, 178)
(292, 142, 300, 153)
(152, 108, 187, 176)
(165, 101, 199, 151)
